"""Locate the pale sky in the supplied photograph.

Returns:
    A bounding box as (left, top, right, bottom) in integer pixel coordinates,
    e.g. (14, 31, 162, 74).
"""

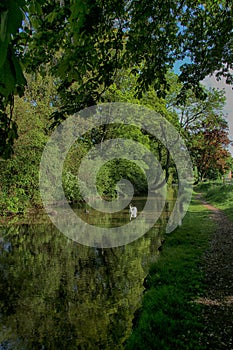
(202, 75, 233, 156)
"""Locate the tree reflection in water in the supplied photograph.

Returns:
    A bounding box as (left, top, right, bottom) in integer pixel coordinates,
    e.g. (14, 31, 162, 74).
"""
(0, 196, 175, 349)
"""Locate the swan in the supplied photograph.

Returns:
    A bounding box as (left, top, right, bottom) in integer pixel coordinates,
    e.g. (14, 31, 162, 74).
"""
(129, 203, 137, 220)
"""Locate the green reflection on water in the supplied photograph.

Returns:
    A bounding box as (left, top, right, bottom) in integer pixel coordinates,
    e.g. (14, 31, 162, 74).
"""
(0, 195, 175, 350)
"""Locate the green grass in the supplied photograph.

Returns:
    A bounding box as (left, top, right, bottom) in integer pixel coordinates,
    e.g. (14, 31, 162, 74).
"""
(125, 197, 216, 350)
(196, 182, 233, 221)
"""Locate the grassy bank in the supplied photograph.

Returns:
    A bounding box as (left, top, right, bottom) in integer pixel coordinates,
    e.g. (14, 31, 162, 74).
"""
(125, 196, 216, 350)
(197, 182, 233, 220)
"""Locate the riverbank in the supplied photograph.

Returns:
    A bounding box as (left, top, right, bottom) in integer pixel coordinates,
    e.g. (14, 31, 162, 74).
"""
(126, 190, 227, 350)
(198, 182, 233, 221)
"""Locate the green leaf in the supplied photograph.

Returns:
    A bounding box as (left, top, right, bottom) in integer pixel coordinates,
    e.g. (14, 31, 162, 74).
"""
(0, 10, 8, 41)
(46, 12, 58, 23)
(0, 58, 16, 96)
(0, 38, 9, 68)
(11, 54, 27, 88)
(7, 0, 24, 35)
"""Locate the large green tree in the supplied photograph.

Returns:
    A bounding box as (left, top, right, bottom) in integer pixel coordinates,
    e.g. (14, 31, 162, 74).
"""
(1, 0, 233, 157)
(167, 85, 232, 181)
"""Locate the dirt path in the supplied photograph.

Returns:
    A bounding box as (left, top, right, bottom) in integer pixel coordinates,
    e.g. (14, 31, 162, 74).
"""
(196, 196, 233, 349)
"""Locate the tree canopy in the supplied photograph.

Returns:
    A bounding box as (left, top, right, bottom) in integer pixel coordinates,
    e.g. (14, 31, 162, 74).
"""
(1, 0, 233, 157)
(0, 66, 231, 216)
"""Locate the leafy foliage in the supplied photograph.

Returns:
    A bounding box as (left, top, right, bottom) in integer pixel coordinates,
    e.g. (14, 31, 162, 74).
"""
(0, 72, 56, 214)
(0, 0, 27, 158)
(190, 116, 231, 181)
(167, 86, 232, 182)
(0, 67, 231, 215)
(1, 1, 233, 154)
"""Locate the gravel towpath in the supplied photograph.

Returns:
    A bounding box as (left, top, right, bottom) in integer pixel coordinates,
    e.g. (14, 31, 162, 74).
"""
(196, 197, 233, 349)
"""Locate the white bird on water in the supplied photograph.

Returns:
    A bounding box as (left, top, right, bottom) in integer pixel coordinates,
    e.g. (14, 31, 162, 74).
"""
(129, 203, 137, 221)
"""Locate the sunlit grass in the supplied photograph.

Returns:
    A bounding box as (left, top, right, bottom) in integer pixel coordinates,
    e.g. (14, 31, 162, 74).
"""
(196, 183, 233, 221)
(125, 198, 216, 350)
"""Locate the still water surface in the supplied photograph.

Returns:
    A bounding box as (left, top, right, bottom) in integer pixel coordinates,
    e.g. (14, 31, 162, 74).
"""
(0, 192, 176, 350)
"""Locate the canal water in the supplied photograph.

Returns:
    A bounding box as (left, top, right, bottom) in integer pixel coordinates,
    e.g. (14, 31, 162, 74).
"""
(0, 191, 176, 350)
